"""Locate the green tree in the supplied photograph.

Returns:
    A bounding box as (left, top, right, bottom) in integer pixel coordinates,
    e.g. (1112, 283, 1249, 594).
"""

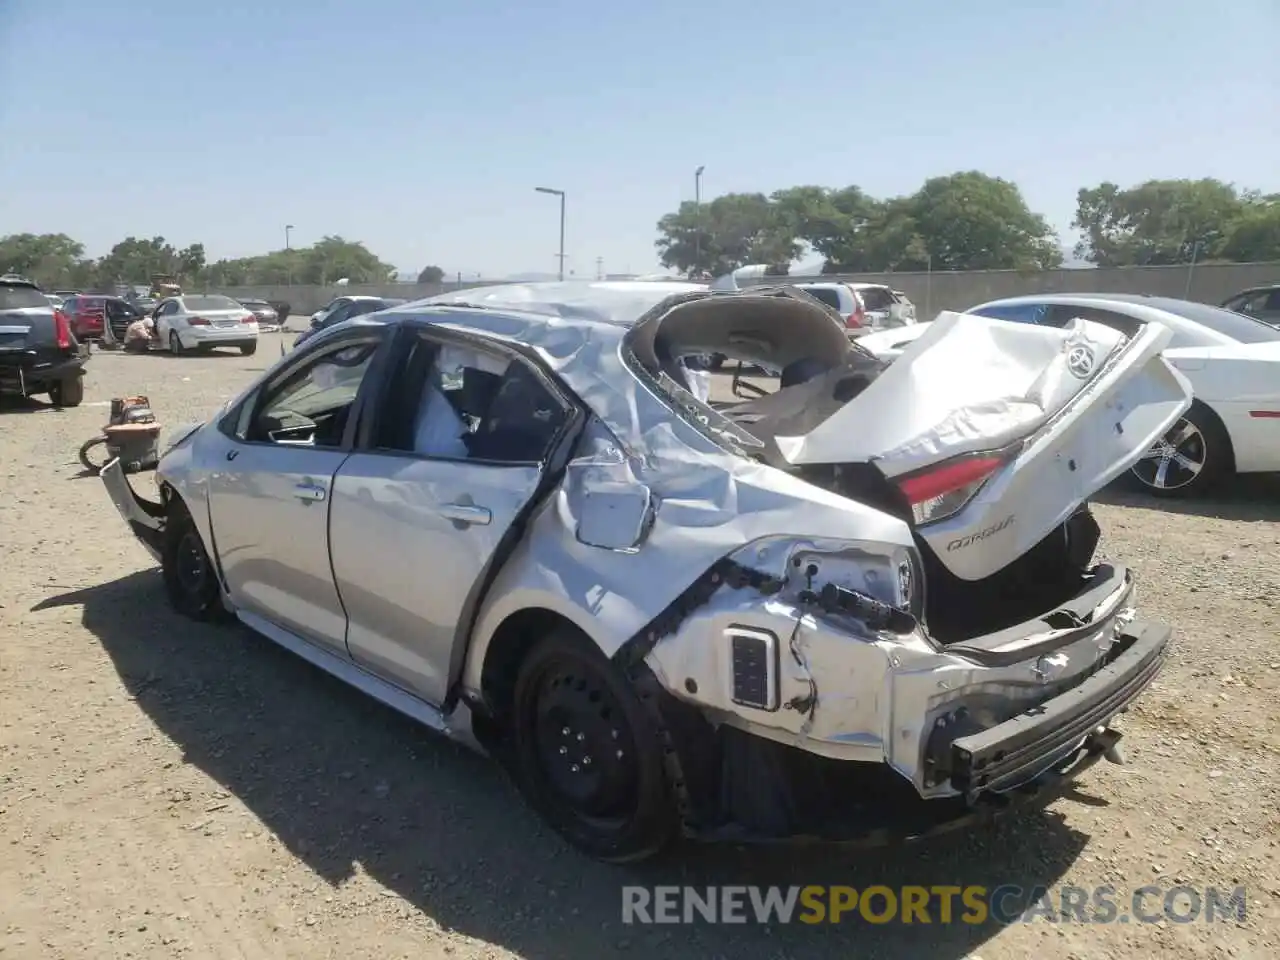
(0, 233, 90, 288)
(417, 264, 445, 283)
(296, 236, 396, 285)
(771, 185, 882, 271)
(906, 172, 1062, 270)
(94, 236, 183, 287)
(1219, 195, 1280, 263)
(655, 193, 801, 276)
(1071, 178, 1248, 266)
(656, 173, 1060, 275)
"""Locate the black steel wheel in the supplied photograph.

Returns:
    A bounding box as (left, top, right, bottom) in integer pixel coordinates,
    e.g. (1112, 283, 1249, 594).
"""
(161, 501, 230, 622)
(511, 627, 677, 862)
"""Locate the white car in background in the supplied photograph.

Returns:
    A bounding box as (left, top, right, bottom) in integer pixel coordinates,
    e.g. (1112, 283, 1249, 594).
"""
(791, 281, 916, 335)
(153, 294, 260, 356)
(856, 293, 1280, 498)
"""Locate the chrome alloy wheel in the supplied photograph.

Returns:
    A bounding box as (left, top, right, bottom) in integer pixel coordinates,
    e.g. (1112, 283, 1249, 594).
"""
(1132, 418, 1206, 492)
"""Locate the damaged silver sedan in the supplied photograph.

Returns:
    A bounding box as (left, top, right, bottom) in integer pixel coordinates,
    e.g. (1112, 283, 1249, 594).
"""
(100, 281, 1192, 862)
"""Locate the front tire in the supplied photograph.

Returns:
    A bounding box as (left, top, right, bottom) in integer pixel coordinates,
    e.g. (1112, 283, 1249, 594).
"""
(1130, 401, 1232, 498)
(161, 500, 230, 622)
(510, 627, 678, 862)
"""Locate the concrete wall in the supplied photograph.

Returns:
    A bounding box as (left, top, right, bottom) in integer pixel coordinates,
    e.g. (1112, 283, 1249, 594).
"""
(212, 261, 1280, 321)
(744, 261, 1280, 316)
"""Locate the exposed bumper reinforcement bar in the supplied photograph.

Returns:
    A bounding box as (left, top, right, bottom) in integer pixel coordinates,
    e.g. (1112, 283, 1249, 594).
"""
(950, 619, 1170, 795)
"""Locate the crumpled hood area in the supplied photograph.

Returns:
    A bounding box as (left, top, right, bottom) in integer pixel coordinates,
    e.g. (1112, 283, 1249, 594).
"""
(776, 311, 1127, 473)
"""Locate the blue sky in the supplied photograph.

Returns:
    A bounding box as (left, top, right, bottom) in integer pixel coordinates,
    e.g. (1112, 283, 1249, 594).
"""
(1, 0, 1276, 278)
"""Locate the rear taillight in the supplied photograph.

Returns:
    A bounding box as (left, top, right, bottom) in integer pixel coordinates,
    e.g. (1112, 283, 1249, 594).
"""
(53, 309, 73, 349)
(187, 316, 210, 326)
(896, 455, 1005, 525)
(846, 302, 865, 329)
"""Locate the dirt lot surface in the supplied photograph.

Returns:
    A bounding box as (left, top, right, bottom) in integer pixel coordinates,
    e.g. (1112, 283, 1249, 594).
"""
(2, 333, 1278, 959)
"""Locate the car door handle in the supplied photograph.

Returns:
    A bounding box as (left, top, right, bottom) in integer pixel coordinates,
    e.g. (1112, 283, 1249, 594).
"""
(294, 482, 327, 502)
(438, 502, 491, 526)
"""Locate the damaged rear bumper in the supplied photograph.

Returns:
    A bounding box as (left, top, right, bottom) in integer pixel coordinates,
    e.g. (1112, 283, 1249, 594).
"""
(947, 619, 1168, 796)
(101, 457, 166, 561)
(627, 557, 1172, 844)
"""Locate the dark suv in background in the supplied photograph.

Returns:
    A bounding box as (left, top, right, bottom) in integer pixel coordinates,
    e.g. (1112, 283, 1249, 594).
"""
(0, 277, 88, 406)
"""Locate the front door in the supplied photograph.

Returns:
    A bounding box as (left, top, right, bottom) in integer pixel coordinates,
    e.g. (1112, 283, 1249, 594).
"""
(328, 329, 571, 704)
(207, 332, 385, 653)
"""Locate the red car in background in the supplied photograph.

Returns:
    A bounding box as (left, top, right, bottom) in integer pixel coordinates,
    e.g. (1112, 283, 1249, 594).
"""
(61, 296, 148, 342)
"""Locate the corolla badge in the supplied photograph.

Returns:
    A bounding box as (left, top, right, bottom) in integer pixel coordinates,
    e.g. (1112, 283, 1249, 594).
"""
(1065, 343, 1095, 379)
(1032, 652, 1070, 683)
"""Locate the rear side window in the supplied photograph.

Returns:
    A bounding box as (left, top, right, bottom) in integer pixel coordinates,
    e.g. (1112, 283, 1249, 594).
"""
(801, 287, 843, 311)
(0, 285, 50, 310)
(857, 287, 895, 311)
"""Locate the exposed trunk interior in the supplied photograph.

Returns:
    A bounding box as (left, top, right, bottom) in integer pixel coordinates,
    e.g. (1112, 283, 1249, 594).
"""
(791, 463, 1104, 645)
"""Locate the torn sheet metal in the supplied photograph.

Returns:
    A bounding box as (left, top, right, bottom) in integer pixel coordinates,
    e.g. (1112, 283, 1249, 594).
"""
(774, 311, 1131, 469)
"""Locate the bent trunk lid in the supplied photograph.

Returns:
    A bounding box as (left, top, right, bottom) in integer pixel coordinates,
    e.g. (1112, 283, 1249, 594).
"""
(777, 311, 1192, 580)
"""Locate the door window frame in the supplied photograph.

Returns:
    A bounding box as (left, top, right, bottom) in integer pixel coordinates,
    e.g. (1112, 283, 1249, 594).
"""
(218, 325, 395, 453)
(352, 321, 582, 469)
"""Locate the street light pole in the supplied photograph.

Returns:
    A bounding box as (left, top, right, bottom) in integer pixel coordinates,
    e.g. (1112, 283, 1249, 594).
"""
(694, 166, 705, 277)
(284, 224, 295, 286)
(535, 187, 566, 281)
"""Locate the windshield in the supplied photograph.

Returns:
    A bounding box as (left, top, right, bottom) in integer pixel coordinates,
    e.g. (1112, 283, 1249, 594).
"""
(0, 284, 51, 310)
(1105, 296, 1280, 344)
(183, 295, 241, 312)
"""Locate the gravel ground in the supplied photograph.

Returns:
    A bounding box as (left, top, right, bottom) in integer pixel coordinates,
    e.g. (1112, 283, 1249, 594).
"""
(1, 333, 1277, 959)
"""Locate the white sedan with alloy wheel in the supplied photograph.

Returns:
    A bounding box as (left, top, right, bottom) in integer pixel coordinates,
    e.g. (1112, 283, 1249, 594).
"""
(153, 294, 260, 356)
(855, 293, 1280, 498)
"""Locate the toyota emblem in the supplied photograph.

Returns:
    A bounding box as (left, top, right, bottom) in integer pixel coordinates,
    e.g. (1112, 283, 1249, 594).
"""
(1066, 344, 1095, 379)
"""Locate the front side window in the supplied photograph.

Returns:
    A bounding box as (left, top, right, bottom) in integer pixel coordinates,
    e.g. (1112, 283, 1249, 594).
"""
(247, 338, 381, 447)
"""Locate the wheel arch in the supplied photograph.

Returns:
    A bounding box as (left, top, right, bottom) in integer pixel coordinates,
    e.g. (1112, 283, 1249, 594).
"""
(1189, 398, 1237, 473)
(468, 605, 598, 749)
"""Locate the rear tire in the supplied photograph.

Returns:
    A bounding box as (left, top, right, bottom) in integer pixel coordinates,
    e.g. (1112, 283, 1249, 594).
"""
(240, 342, 257, 356)
(1130, 401, 1232, 498)
(169, 331, 184, 356)
(49, 376, 84, 407)
(161, 500, 230, 622)
(510, 626, 677, 862)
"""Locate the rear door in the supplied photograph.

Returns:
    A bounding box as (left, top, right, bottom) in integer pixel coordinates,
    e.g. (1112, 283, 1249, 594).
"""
(206, 328, 391, 652)
(328, 326, 576, 704)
